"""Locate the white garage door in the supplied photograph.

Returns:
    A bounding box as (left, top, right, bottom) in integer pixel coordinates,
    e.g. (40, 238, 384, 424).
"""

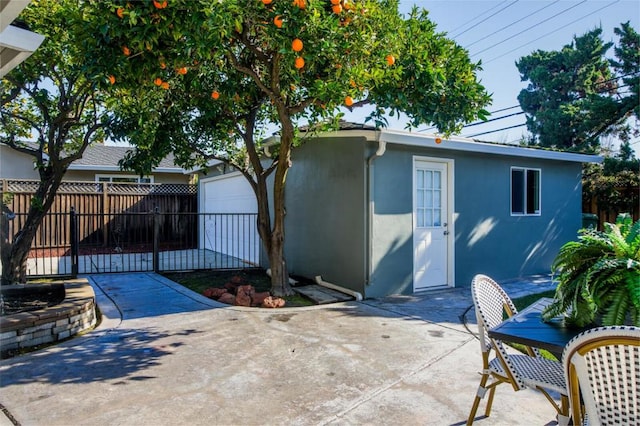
(200, 172, 260, 265)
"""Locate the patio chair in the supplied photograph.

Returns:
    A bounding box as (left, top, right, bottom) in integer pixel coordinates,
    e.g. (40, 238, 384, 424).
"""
(562, 326, 640, 426)
(466, 274, 569, 425)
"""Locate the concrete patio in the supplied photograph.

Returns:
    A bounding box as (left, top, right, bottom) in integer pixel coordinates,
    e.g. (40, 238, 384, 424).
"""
(0, 272, 562, 425)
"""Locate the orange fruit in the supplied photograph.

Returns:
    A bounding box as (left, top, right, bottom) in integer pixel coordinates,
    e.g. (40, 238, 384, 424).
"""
(385, 55, 395, 66)
(292, 38, 303, 52)
(294, 57, 305, 69)
(344, 96, 354, 107)
(211, 90, 220, 100)
(177, 67, 187, 75)
(262, 0, 273, 4)
(108, 75, 116, 85)
(332, 4, 342, 13)
(153, 0, 168, 9)
(154, 77, 163, 86)
(122, 46, 130, 56)
(161, 82, 170, 89)
(116, 8, 124, 18)
(330, 0, 340, 4)
(435, 137, 442, 144)
(293, 0, 306, 9)
(349, 80, 356, 88)
(274, 15, 283, 28)
(159, 61, 166, 69)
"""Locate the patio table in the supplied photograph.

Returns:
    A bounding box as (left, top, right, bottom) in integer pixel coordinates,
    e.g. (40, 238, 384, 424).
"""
(488, 297, 587, 359)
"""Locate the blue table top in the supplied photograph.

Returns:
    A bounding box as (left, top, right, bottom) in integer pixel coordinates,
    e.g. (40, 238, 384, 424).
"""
(488, 297, 586, 358)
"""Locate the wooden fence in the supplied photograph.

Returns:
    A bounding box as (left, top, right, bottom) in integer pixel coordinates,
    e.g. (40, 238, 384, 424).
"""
(583, 185, 639, 230)
(1, 179, 197, 252)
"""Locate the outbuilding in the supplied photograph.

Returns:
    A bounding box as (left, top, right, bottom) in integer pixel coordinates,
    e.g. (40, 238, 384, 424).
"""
(198, 124, 601, 298)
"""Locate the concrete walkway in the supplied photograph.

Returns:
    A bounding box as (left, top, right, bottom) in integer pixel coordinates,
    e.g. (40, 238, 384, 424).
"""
(0, 273, 562, 426)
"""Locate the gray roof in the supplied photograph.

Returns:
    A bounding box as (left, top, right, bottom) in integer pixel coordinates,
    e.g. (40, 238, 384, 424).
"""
(69, 145, 183, 172)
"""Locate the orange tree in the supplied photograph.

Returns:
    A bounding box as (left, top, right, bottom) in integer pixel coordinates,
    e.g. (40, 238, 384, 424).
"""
(1, 0, 111, 285)
(80, 0, 491, 296)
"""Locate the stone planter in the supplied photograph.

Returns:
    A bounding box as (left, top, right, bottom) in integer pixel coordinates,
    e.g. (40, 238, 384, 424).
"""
(1, 278, 97, 357)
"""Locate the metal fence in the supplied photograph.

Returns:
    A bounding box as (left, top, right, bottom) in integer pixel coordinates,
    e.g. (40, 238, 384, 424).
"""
(5, 210, 261, 277)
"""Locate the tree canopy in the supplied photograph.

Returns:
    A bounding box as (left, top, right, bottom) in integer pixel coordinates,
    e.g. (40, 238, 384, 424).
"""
(0, 0, 111, 285)
(80, 0, 491, 295)
(517, 23, 639, 153)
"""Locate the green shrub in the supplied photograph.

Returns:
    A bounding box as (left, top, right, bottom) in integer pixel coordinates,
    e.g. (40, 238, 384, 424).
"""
(542, 214, 640, 327)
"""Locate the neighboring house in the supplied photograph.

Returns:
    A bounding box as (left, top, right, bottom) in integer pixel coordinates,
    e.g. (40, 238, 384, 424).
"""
(0, 143, 190, 184)
(0, 0, 45, 78)
(197, 124, 601, 298)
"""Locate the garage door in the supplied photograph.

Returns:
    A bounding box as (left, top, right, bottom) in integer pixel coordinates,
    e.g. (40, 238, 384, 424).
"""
(200, 172, 260, 265)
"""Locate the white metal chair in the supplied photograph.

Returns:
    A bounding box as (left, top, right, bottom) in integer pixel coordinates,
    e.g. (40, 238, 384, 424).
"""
(466, 274, 569, 425)
(562, 326, 640, 426)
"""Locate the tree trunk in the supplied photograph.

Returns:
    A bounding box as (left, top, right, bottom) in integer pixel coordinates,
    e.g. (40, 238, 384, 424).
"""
(0, 172, 65, 285)
(253, 166, 294, 297)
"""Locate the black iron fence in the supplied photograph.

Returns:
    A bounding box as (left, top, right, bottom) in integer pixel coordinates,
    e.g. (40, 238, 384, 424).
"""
(3, 210, 261, 277)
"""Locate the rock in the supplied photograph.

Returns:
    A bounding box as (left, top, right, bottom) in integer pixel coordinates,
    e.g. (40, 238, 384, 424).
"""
(224, 281, 240, 293)
(235, 285, 255, 307)
(262, 296, 286, 308)
(210, 288, 228, 299)
(202, 288, 228, 299)
(202, 287, 228, 299)
(217, 293, 236, 305)
(202, 288, 216, 298)
(230, 275, 246, 284)
(251, 291, 271, 307)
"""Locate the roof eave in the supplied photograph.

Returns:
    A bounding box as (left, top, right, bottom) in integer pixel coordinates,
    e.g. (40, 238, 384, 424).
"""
(379, 129, 603, 164)
(67, 164, 186, 173)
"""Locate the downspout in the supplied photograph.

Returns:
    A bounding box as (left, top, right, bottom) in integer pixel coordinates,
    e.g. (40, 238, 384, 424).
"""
(365, 134, 386, 290)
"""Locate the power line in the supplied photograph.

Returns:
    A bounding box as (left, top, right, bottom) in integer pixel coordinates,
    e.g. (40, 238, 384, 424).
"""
(466, 123, 527, 138)
(464, 1, 560, 49)
(483, 0, 621, 64)
(490, 105, 521, 114)
(463, 110, 525, 128)
(447, 0, 513, 38)
(471, 0, 588, 58)
(452, 1, 519, 39)
(417, 104, 522, 132)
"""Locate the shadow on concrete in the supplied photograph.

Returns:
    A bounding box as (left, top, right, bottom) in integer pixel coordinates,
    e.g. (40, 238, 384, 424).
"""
(0, 327, 202, 385)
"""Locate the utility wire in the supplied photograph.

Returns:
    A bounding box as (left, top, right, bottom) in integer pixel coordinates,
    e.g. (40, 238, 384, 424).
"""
(466, 123, 527, 138)
(417, 67, 635, 136)
(464, 81, 635, 138)
(447, 0, 512, 38)
(463, 110, 525, 128)
(489, 104, 521, 114)
(471, 0, 588, 58)
(465, 1, 560, 49)
(483, 0, 621, 64)
(452, 1, 519, 39)
(417, 104, 522, 132)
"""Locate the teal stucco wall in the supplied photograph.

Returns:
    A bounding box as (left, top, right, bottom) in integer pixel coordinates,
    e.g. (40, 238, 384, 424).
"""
(282, 134, 584, 298)
(451, 151, 582, 287)
(283, 135, 368, 293)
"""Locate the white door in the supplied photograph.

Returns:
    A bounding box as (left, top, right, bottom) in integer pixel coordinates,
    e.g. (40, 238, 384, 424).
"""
(200, 173, 260, 264)
(413, 160, 450, 291)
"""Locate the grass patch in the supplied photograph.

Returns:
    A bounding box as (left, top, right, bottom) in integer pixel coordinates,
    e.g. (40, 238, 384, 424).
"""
(162, 269, 315, 307)
(511, 290, 556, 312)
(510, 290, 558, 360)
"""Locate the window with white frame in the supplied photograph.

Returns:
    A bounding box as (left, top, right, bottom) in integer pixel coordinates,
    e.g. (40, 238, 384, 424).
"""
(95, 175, 154, 184)
(511, 167, 540, 215)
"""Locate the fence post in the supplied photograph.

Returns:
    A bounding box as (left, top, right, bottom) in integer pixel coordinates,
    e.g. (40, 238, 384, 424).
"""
(153, 207, 160, 273)
(70, 207, 79, 277)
